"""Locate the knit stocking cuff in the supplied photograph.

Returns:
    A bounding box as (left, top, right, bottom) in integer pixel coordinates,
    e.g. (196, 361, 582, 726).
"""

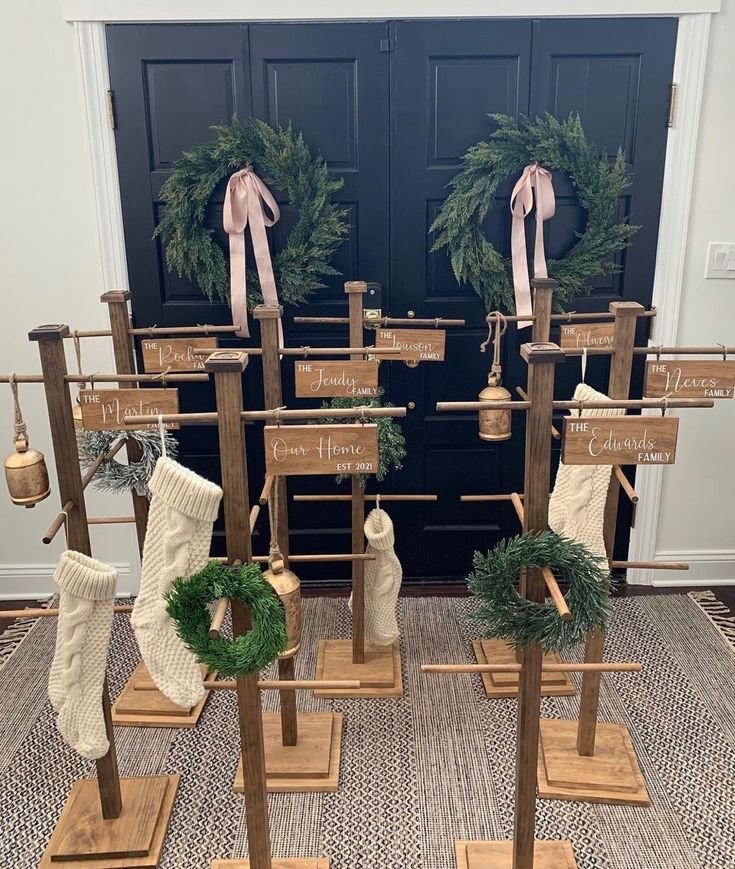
(364, 509, 395, 550)
(148, 457, 222, 522)
(54, 551, 117, 601)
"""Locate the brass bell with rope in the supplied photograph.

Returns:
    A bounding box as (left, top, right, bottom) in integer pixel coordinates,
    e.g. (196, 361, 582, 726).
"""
(478, 312, 512, 442)
(262, 483, 301, 657)
(4, 376, 50, 508)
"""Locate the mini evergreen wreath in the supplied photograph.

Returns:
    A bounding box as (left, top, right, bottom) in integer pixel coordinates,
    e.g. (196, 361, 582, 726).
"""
(154, 117, 349, 307)
(431, 113, 639, 313)
(316, 390, 407, 486)
(468, 530, 613, 652)
(166, 562, 287, 677)
(77, 429, 178, 496)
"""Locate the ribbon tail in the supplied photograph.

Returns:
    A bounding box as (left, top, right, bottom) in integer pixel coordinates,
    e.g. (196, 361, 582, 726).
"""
(229, 230, 250, 339)
(511, 214, 533, 330)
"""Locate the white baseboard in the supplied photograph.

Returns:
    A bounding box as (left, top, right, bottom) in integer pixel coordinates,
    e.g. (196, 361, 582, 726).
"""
(0, 563, 138, 600)
(647, 550, 735, 587)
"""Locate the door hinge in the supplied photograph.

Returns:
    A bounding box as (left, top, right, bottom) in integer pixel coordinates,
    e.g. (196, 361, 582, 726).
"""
(380, 38, 394, 53)
(106, 89, 117, 130)
(667, 83, 678, 128)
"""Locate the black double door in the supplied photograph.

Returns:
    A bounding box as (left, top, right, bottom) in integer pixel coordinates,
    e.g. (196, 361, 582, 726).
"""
(108, 18, 677, 585)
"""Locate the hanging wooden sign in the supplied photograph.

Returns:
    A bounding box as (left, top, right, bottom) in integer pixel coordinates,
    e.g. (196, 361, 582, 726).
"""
(559, 322, 615, 351)
(562, 416, 679, 465)
(294, 360, 379, 398)
(264, 424, 378, 476)
(141, 337, 217, 372)
(374, 328, 446, 362)
(79, 389, 180, 431)
(644, 360, 735, 399)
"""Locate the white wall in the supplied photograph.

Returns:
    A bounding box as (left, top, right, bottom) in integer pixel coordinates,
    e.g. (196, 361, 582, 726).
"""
(0, 0, 138, 598)
(0, 1, 732, 597)
(652, 0, 735, 584)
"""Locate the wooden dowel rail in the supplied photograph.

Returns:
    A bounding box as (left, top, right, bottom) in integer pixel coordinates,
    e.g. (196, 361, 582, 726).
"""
(611, 560, 689, 570)
(209, 597, 230, 637)
(437, 400, 529, 412)
(129, 325, 239, 336)
(64, 373, 209, 383)
(209, 553, 376, 564)
(250, 504, 261, 533)
(292, 316, 466, 326)
(43, 500, 74, 544)
(421, 662, 641, 674)
(123, 405, 407, 427)
(258, 475, 275, 506)
(88, 516, 136, 525)
(0, 604, 134, 619)
(633, 345, 735, 355)
(80, 437, 127, 489)
(613, 466, 638, 504)
(135, 678, 363, 691)
(293, 494, 438, 502)
(438, 397, 713, 412)
(516, 387, 560, 438)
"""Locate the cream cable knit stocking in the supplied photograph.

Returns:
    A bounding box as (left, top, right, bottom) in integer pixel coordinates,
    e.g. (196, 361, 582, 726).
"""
(548, 382, 625, 560)
(48, 551, 117, 760)
(349, 507, 402, 645)
(131, 457, 222, 708)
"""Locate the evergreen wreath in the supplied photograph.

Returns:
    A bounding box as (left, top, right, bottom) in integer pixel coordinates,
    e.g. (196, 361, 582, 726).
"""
(77, 429, 178, 496)
(166, 562, 287, 677)
(154, 117, 349, 307)
(431, 113, 639, 313)
(316, 390, 407, 486)
(468, 530, 613, 652)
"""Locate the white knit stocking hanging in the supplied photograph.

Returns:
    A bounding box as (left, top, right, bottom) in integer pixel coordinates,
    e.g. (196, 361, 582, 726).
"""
(131, 457, 222, 707)
(48, 551, 117, 760)
(349, 506, 402, 646)
(548, 382, 625, 560)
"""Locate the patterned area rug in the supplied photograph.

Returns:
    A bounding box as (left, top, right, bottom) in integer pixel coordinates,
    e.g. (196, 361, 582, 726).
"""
(1, 594, 734, 869)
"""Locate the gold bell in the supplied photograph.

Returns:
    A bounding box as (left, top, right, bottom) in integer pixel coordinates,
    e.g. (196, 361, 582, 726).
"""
(4, 433, 50, 508)
(478, 371, 512, 442)
(263, 550, 301, 658)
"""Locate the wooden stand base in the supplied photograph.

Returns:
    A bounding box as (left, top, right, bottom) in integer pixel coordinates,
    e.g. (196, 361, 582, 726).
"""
(112, 662, 212, 728)
(212, 860, 330, 868)
(39, 774, 180, 868)
(472, 640, 576, 699)
(537, 718, 650, 806)
(314, 639, 403, 698)
(234, 712, 343, 793)
(455, 840, 577, 868)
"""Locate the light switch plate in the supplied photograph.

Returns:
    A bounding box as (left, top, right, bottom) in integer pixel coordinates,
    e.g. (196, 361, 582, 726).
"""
(705, 242, 735, 279)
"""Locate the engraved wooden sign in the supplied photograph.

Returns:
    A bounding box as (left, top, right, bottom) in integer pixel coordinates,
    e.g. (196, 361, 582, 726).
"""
(263, 424, 378, 476)
(644, 360, 735, 399)
(294, 360, 379, 398)
(374, 328, 446, 362)
(559, 322, 615, 351)
(562, 416, 679, 465)
(141, 337, 217, 372)
(79, 389, 180, 431)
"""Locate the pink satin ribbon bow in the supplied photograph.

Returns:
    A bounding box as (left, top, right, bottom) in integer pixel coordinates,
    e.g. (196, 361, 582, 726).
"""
(223, 166, 281, 340)
(510, 162, 555, 329)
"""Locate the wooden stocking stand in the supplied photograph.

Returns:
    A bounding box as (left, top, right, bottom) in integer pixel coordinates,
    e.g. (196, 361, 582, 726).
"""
(29, 324, 178, 869)
(99, 292, 215, 729)
(314, 282, 402, 699)
(537, 300, 649, 807)
(234, 306, 343, 793)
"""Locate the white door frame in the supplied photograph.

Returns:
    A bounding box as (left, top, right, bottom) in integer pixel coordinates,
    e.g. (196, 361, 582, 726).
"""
(67, 5, 715, 586)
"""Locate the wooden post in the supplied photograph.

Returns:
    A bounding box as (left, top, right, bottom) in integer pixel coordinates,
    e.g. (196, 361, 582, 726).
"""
(100, 291, 149, 554)
(513, 342, 565, 869)
(576, 301, 642, 757)
(253, 305, 298, 748)
(29, 324, 122, 820)
(345, 281, 367, 665)
(530, 278, 557, 343)
(205, 350, 272, 869)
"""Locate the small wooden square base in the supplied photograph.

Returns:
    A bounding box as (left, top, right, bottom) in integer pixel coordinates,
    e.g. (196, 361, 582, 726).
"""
(472, 640, 576, 699)
(112, 662, 212, 728)
(537, 718, 650, 806)
(455, 840, 577, 868)
(314, 639, 403, 698)
(39, 774, 179, 868)
(212, 860, 330, 868)
(234, 712, 343, 793)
